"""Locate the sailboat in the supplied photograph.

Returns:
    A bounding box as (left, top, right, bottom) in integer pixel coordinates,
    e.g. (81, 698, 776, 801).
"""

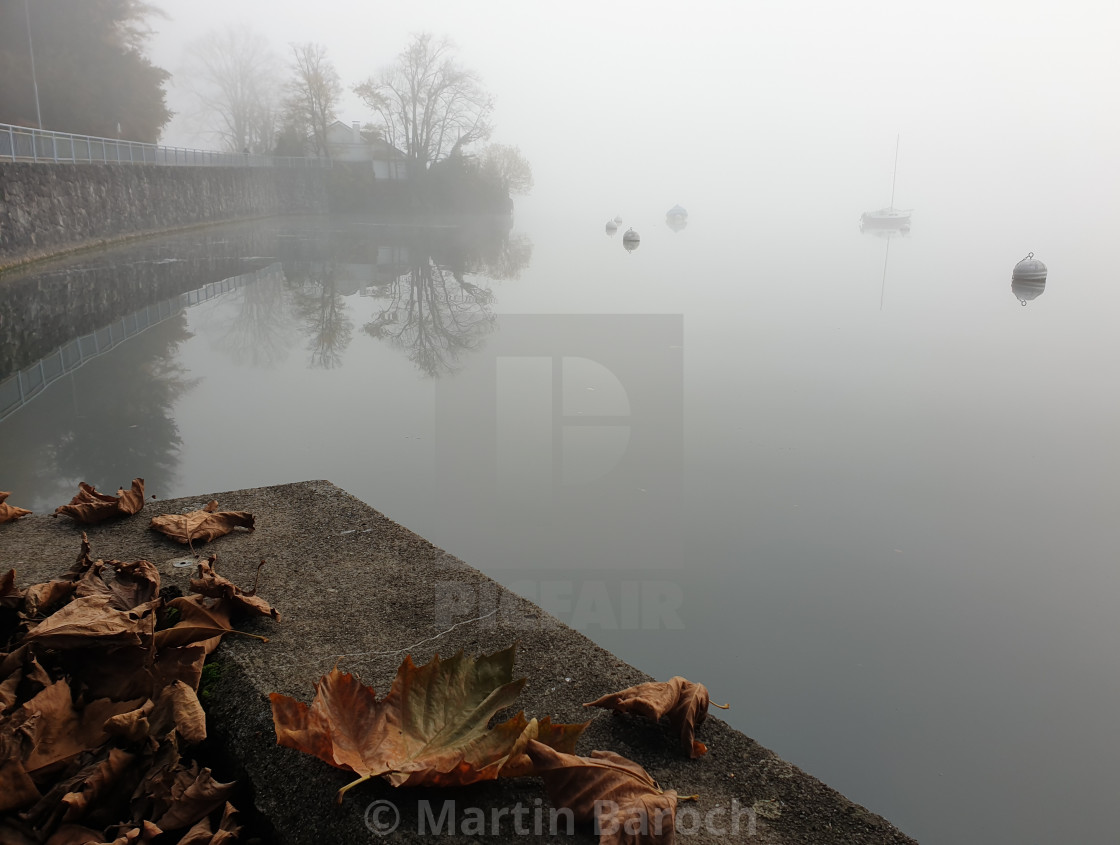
(861, 136, 911, 231)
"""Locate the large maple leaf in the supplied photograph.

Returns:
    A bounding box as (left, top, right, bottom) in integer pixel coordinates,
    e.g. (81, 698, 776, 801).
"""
(270, 645, 587, 801)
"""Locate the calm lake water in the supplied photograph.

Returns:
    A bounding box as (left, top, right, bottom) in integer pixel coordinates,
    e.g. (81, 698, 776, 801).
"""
(2, 167, 1119, 843)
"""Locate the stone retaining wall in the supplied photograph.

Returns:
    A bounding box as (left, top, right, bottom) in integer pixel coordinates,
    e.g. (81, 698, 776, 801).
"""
(0, 162, 329, 269)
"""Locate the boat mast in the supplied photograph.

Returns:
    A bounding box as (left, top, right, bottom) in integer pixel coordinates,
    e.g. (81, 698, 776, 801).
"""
(889, 134, 900, 212)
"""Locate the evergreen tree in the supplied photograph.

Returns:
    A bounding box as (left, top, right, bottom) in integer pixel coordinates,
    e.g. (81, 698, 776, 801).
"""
(0, 0, 171, 141)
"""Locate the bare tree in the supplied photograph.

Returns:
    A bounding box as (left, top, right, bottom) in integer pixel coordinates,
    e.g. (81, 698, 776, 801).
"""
(182, 25, 280, 153)
(481, 144, 534, 196)
(284, 42, 342, 157)
(354, 33, 493, 173)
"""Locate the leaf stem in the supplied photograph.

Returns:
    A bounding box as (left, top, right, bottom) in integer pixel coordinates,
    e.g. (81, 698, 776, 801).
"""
(227, 629, 270, 643)
(336, 773, 373, 804)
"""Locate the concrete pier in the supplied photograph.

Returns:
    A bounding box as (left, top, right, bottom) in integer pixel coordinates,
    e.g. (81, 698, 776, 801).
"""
(0, 481, 918, 844)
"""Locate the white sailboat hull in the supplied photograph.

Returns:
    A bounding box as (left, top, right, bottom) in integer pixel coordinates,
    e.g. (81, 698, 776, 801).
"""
(860, 208, 911, 229)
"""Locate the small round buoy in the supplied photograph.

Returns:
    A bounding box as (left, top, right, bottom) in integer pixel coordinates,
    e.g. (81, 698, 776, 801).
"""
(605, 220, 618, 235)
(1012, 278, 1046, 306)
(1012, 252, 1047, 282)
(614, 215, 623, 224)
(622, 228, 640, 250)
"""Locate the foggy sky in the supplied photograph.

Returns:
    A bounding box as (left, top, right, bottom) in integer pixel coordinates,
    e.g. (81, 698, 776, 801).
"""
(149, 0, 1120, 218)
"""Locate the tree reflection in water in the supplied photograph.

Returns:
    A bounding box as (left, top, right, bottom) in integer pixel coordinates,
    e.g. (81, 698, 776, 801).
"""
(290, 265, 354, 370)
(363, 223, 532, 376)
(365, 260, 494, 377)
(211, 264, 298, 368)
(1, 314, 198, 511)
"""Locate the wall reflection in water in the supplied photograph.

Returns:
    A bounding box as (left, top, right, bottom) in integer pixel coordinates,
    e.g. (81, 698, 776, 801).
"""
(0, 216, 533, 510)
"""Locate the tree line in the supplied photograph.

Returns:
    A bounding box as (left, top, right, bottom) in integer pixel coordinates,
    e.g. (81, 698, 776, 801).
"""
(0, 0, 171, 142)
(0, 5, 531, 197)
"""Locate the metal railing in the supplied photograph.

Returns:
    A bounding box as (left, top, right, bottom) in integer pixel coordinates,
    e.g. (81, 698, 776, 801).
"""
(0, 263, 283, 422)
(0, 123, 331, 168)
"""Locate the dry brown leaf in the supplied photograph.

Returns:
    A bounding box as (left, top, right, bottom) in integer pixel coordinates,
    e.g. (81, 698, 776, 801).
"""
(155, 596, 232, 654)
(0, 731, 41, 811)
(65, 534, 99, 581)
(55, 480, 145, 524)
(178, 801, 241, 845)
(384, 709, 537, 789)
(151, 645, 207, 691)
(395, 713, 588, 788)
(0, 644, 31, 685)
(8, 679, 143, 775)
(21, 579, 78, 618)
(107, 560, 162, 612)
(585, 677, 723, 758)
(189, 557, 279, 621)
(0, 651, 51, 714)
(270, 645, 585, 800)
(0, 816, 41, 844)
(102, 700, 155, 745)
(1, 568, 22, 609)
(67, 645, 156, 704)
(106, 820, 163, 844)
(43, 823, 108, 845)
(44, 748, 138, 830)
(148, 501, 254, 547)
(146, 763, 237, 831)
(526, 740, 682, 845)
(0, 536, 273, 842)
(24, 595, 159, 650)
(0, 491, 32, 523)
(103, 681, 205, 746)
(73, 558, 161, 614)
(149, 681, 207, 745)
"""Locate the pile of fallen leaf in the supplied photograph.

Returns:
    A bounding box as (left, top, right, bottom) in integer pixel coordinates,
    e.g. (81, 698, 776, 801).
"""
(4, 480, 730, 843)
(3, 480, 256, 554)
(1, 534, 278, 844)
(271, 646, 727, 844)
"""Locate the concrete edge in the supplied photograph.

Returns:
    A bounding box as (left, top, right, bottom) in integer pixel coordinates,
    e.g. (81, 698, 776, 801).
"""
(0, 481, 919, 844)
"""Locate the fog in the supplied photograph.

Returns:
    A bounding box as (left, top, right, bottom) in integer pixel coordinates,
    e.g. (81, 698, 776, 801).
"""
(150, 0, 1120, 224)
(9, 2, 1115, 843)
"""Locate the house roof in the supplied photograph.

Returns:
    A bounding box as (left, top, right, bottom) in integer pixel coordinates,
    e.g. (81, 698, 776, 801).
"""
(325, 120, 405, 158)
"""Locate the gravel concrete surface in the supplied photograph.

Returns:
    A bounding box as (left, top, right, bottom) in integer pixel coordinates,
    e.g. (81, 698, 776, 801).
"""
(0, 480, 919, 844)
